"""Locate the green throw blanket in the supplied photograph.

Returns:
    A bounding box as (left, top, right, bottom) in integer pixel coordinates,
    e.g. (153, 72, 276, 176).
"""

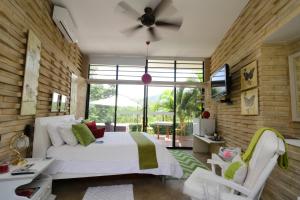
(130, 132, 158, 170)
(242, 127, 288, 169)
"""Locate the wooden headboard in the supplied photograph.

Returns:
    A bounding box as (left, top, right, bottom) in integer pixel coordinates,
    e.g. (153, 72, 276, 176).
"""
(32, 115, 75, 158)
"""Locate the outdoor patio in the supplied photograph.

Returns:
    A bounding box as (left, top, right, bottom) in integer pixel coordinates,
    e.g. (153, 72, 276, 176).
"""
(155, 134, 193, 148)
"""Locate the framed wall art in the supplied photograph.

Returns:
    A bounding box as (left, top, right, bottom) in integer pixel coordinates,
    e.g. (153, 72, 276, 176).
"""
(241, 88, 259, 115)
(51, 92, 60, 112)
(60, 95, 67, 112)
(241, 61, 258, 91)
(20, 30, 42, 115)
(70, 73, 78, 115)
(289, 51, 300, 121)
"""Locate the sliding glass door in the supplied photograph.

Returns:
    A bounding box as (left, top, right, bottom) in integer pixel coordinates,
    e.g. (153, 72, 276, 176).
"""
(116, 84, 144, 132)
(175, 87, 202, 147)
(88, 84, 116, 131)
(148, 86, 174, 147)
(87, 60, 204, 148)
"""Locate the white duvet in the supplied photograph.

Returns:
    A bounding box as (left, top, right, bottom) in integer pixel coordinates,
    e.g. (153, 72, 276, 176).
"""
(45, 132, 183, 178)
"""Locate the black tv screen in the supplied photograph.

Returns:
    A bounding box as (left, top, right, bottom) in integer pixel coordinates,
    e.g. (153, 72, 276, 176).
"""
(211, 64, 230, 98)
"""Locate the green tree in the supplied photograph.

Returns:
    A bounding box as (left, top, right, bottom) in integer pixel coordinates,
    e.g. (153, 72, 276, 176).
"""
(89, 85, 115, 122)
(152, 87, 202, 135)
(90, 84, 115, 101)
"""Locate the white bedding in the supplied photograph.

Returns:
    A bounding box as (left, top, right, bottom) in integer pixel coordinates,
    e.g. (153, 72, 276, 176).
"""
(45, 132, 183, 178)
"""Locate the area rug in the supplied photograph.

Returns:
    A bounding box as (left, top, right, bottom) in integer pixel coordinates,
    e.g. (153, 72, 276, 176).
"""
(169, 150, 209, 179)
(83, 184, 134, 200)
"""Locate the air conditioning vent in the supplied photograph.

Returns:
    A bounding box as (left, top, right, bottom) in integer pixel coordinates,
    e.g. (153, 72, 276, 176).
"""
(52, 5, 78, 43)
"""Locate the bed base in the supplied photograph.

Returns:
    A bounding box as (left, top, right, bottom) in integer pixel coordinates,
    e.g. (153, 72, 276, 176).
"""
(50, 173, 167, 184)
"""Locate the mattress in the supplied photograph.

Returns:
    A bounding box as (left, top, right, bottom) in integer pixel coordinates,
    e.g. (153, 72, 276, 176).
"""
(45, 132, 183, 178)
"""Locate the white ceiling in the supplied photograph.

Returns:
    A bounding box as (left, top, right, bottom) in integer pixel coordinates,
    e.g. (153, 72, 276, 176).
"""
(52, 0, 248, 58)
(265, 14, 300, 44)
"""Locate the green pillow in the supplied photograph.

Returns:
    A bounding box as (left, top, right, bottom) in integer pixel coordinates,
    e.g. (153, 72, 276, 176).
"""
(72, 123, 95, 146)
(224, 159, 248, 184)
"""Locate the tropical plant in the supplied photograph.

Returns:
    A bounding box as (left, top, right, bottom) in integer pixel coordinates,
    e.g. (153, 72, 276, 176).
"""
(152, 87, 202, 135)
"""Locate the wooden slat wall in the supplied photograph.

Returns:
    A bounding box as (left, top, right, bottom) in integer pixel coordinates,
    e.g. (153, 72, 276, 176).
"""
(0, 0, 84, 160)
(206, 0, 300, 199)
(259, 43, 300, 200)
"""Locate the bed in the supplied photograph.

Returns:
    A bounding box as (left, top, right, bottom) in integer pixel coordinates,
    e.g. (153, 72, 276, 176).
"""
(32, 115, 183, 180)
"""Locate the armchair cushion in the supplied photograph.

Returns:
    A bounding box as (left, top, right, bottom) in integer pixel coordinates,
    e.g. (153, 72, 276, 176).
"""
(224, 155, 248, 184)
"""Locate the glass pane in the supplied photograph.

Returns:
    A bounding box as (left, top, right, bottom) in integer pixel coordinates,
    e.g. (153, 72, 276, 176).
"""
(176, 61, 204, 83)
(148, 86, 174, 147)
(118, 65, 145, 81)
(148, 60, 175, 82)
(89, 65, 116, 80)
(116, 85, 144, 132)
(175, 87, 203, 147)
(88, 84, 116, 131)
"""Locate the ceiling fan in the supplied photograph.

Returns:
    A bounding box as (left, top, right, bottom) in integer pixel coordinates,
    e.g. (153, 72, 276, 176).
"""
(117, 0, 183, 41)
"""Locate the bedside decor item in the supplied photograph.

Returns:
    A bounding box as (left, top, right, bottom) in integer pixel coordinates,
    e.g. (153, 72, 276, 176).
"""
(70, 73, 78, 115)
(20, 30, 42, 115)
(202, 111, 210, 119)
(50, 92, 60, 112)
(241, 88, 258, 115)
(10, 133, 30, 166)
(240, 61, 257, 91)
(289, 51, 300, 121)
(60, 95, 67, 112)
(0, 161, 9, 174)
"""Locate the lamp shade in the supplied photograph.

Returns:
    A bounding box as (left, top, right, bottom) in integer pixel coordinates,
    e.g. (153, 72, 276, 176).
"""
(142, 73, 152, 84)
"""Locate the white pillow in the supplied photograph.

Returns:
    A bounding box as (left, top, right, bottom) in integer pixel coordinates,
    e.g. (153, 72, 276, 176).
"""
(224, 155, 248, 185)
(58, 124, 78, 146)
(47, 123, 65, 147)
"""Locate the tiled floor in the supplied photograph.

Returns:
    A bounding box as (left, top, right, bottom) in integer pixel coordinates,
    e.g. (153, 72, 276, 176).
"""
(52, 152, 210, 200)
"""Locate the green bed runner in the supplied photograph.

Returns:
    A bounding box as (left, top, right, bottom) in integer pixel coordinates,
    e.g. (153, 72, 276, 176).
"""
(130, 132, 158, 170)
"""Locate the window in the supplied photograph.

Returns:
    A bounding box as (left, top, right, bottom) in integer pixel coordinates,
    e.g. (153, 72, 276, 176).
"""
(176, 60, 204, 83)
(87, 59, 204, 148)
(88, 59, 204, 85)
(89, 65, 116, 80)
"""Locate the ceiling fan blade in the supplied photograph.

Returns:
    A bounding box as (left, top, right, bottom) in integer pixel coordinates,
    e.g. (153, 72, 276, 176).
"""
(153, 0, 172, 18)
(121, 24, 143, 36)
(148, 27, 160, 41)
(117, 1, 141, 20)
(155, 19, 182, 29)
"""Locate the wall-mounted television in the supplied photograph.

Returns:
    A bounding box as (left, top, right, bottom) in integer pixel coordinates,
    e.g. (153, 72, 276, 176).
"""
(211, 64, 230, 98)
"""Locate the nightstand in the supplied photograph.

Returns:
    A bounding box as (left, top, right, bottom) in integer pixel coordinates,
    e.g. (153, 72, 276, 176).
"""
(0, 158, 55, 200)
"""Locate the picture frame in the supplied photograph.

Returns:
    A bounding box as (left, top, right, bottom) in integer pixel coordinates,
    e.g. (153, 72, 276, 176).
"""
(60, 95, 67, 112)
(51, 92, 60, 112)
(240, 61, 258, 91)
(289, 51, 300, 121)
(20, 30, 42, 115)
(70, 74, 78, 115)
(241, 88, 259, 115)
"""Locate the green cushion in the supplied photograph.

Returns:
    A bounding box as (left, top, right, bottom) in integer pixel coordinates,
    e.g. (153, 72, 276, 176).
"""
(224, 161, 242, 180)
(72, 123, 95, 146)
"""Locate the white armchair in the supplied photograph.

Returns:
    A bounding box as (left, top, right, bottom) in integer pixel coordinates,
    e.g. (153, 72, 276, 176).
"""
(183, 130, 286, 200)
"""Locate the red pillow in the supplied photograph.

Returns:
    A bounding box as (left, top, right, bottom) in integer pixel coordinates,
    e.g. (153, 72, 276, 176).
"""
(85, 121, 97, 131)
(91, 128, 105, 138)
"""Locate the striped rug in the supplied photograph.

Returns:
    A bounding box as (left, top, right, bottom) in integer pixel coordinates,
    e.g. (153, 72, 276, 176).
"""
(169, 150, 209, 179)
